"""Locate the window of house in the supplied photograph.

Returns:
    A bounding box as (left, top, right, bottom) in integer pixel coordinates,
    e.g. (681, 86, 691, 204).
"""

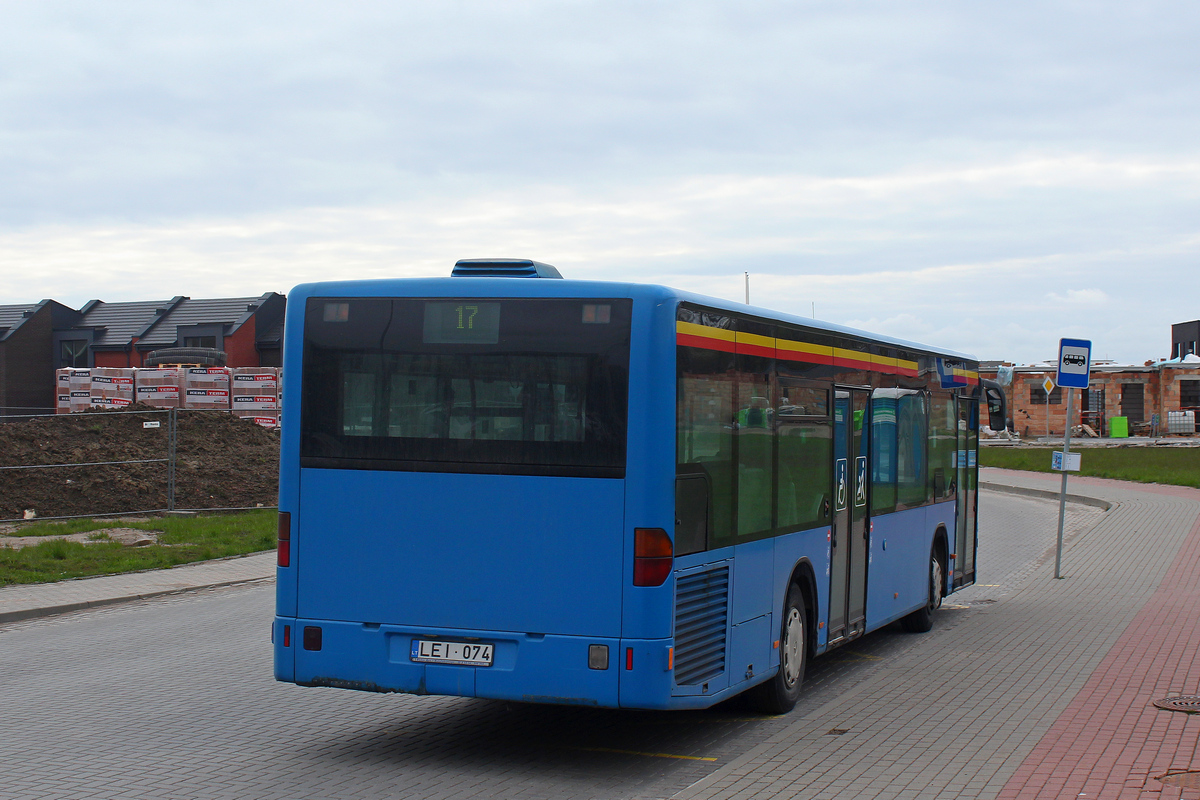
(60, 340, 88, 368)
(1030, 382, 1062, 405)
(184, 336, 219, 349)
(1180, 380, 1200, 408)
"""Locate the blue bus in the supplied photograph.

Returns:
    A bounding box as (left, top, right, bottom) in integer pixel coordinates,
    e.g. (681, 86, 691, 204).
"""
(274, 258, 1005, 713)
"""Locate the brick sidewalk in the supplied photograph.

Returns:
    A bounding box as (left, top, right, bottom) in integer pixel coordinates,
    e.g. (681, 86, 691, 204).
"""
(674, 470, 1200, 800)
(992, 472, 1200, 799)
(0, 550, 274, 623)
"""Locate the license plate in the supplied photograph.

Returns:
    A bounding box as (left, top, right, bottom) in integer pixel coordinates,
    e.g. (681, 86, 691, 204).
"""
(410, 639, 494, 667)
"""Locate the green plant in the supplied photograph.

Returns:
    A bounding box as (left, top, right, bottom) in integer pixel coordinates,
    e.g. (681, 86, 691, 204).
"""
(980, 447, 1200, 489)
(0, 509, 276, 586)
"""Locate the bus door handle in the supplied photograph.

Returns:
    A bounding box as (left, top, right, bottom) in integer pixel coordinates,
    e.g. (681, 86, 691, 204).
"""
(822, 498, 830, 518)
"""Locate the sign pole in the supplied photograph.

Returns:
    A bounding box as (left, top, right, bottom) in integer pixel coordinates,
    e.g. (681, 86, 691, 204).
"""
(1054, 387, 1075, 579)
(1053, 337, 1091, 579)
(1044, 377, 1053, 442)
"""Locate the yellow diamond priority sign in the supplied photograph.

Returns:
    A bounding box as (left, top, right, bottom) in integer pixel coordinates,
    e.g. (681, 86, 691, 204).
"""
(1043, 376, 1054, 396)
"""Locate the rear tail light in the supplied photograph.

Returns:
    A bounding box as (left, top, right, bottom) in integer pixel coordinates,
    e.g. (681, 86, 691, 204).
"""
(633, 527, 672, 586)
(277, 511, 291, 567)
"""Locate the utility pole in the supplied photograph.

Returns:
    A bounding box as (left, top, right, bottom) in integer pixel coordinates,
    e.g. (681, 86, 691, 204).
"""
(744, 272, 749, 305)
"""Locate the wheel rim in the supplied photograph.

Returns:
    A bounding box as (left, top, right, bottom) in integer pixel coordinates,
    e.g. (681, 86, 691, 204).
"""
(781, 607, 804, 688)
(930, 556, 943, 612)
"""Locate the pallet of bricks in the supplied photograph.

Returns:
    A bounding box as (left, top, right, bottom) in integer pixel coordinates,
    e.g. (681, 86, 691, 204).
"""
(56, 367, 139, 411)
(183, 368, 231, 411)
(55, 368, 91, 413)
(135, 368, 184, 409)
(56, 366, 280, 426)
(90, 367, 135, 409)
(231, 367, 280, 428)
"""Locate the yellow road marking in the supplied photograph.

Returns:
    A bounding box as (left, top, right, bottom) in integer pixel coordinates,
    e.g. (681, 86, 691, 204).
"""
(566, 746, 717, 762)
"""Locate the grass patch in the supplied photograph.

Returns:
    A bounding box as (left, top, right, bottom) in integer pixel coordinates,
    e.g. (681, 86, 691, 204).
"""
(0, 509, 276, 586)
(980, 447, 1200, 488)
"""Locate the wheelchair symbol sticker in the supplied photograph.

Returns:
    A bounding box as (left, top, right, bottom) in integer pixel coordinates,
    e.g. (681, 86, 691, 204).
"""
(855, 456, 867, 507)
(835, 459, 848, 511)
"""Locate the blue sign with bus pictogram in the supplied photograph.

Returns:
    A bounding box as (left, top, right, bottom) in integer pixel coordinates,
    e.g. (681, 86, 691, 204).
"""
(1056, 338, 1092, 389)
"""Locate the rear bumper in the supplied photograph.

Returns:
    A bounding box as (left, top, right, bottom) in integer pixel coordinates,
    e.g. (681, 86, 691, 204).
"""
(277, 617, 629, 707)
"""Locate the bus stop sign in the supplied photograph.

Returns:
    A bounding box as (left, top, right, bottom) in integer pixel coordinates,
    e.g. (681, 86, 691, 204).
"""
(1057, 338, 1092, 390)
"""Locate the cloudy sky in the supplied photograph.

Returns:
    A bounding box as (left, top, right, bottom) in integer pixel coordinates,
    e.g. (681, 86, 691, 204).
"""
(2, 1, 1197, 364)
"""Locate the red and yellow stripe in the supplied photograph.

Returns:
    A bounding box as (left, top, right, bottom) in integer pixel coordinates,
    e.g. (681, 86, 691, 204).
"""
(948, 367, 980, 386)
(675, 320, 735, 353)
(677, 321, 921, 378)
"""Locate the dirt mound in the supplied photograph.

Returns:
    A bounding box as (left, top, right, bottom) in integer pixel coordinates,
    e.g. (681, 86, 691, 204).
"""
(0, 404, 279, 520)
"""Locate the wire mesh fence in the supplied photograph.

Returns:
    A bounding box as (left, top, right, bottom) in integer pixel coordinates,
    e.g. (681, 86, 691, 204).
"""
(0, 407, 279, 523)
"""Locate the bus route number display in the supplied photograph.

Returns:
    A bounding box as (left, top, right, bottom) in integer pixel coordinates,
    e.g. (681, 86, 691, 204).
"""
(423, 301, 501, 344)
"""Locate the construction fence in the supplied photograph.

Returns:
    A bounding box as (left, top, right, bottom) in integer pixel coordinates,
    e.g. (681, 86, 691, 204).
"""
(0, 407, 280, 524)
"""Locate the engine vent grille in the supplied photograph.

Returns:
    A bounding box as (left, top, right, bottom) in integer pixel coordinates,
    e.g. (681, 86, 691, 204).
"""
(673, 565, 729, 686)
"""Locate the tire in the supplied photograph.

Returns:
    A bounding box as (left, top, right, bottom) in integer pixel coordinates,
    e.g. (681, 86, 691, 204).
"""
(900, 548, 943, 633)
(747, 582, 807, 714)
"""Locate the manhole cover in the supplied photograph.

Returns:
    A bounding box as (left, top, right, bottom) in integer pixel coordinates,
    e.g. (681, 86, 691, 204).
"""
(1157, 771, 1200, 789)
(1152, 696, 1200, 713)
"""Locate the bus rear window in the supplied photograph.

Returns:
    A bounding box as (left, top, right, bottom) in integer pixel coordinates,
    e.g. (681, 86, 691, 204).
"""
(301, 297, 632, 477)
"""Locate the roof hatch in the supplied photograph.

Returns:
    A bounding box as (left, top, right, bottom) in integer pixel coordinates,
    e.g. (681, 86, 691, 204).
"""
(451, 259, 563, 279)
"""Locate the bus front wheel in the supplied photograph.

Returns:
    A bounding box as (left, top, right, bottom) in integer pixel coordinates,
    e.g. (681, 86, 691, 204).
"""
(748, 582, 807, 714)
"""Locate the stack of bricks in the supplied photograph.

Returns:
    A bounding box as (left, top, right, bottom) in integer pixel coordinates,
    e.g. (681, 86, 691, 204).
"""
(53, 366, 284, 428)
(56, 369, 73, 414)
(231, 367, 280, 427)
(68, 368, 92, 413)
(183, 368, 231, 410)
(56, 368, 87, 413)
(89, 367, 135, 409)
(134, 368, 184, 409)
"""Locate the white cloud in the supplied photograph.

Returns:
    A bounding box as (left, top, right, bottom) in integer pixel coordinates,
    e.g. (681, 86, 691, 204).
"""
(1, 168, 1194, 365)
(1, 1, 1198, 367)
(1045, 289, 1110, 305)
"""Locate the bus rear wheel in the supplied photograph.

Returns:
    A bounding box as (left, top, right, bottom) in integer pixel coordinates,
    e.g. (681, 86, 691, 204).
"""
(901, 549, 943, 633)
(747, 582, 807, 714)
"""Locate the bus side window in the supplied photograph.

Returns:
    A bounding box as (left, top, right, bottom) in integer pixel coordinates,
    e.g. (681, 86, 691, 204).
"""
(929, 395, 956, 500)
(677, 347, 736, 549)
(896, 392, 928, 508)
(736, 380, 773, 539)
(776, 384, 832, 532)
(871, 392, 897, 514)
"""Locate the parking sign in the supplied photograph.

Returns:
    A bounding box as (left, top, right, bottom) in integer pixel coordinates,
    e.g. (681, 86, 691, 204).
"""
(1057, 338, 1091, 389)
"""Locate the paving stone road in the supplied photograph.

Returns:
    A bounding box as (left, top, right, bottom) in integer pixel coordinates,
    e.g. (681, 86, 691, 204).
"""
(2, 477, 1190, 800)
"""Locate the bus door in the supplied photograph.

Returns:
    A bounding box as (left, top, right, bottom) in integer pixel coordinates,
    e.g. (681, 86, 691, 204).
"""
(954, 396, 979, 587)
(829, 388, 870, 644)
